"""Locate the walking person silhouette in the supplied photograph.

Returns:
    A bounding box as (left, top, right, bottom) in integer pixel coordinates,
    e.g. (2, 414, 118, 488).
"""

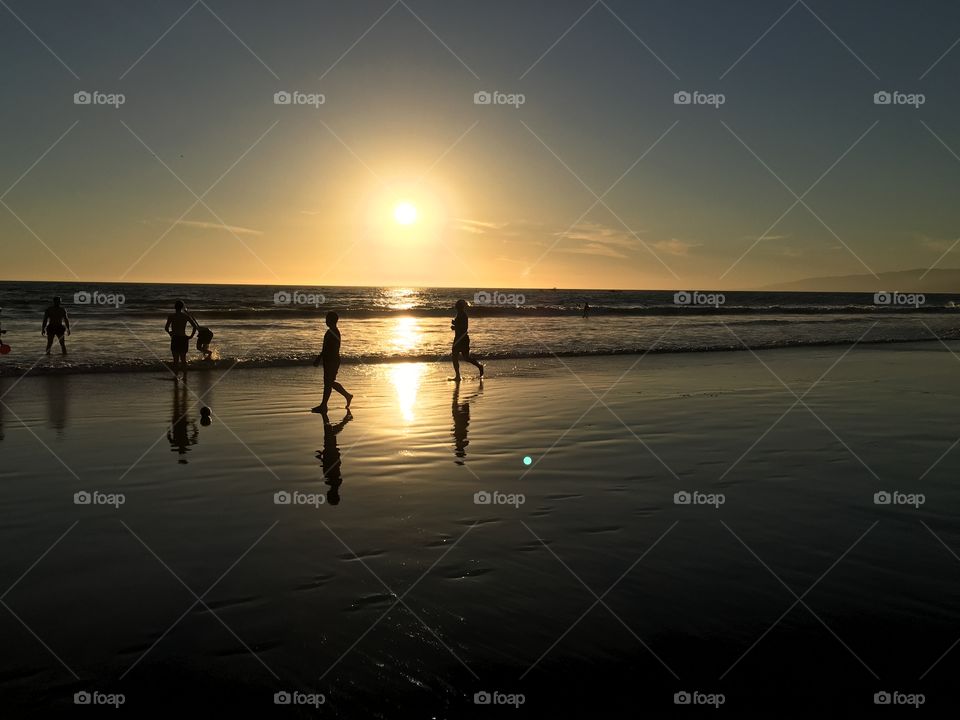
(450, 299, 484, 382)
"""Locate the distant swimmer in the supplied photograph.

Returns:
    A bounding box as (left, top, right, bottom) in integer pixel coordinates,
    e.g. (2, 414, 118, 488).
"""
(450, 299, 484, 382)
(165, 300, 198, 378)
(41, 297, 71, 355)
(0, 307, 9, 354)
(312, 311, 353, 414)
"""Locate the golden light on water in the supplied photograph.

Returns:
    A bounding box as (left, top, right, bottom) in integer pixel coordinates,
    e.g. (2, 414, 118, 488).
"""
(391, 315, 419, 351)
(390, 363, 424, 422)
(384, 287, 416, 311)
(389, 317, 425, 421)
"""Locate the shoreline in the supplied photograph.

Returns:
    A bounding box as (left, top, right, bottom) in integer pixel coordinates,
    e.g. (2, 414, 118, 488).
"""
(0, 335, 951, 377)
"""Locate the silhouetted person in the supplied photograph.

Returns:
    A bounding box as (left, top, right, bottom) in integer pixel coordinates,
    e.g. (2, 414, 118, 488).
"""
(451, 299, 483, 382)
(317, 409, 352, 505)
(168, 382, 198, 463)
(165, 300, 197, 379)
(0, 307, 10, 355)
(313, 311, 353, 413)
(41, 297, 70, 355)
(582, 302, 590, 318)
(193, 314, 214, 360)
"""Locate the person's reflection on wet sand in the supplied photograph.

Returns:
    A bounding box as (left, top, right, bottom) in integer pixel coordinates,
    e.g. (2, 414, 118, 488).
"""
(168, 381, 199, 463)
(45, 375, 70, 435)
(452, 381, 482, 464)
(317, 410, 352, 505)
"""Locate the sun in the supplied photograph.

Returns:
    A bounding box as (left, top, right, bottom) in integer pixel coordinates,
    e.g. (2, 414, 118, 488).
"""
(393, 201, 418, 225)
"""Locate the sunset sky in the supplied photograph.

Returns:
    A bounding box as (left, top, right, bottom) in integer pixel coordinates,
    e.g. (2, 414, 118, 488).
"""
(2, 0, 960, 289)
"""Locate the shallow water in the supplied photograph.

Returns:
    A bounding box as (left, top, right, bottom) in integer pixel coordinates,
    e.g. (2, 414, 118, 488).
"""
(2, 348, 960, 714)
(2, 282, 959, 375)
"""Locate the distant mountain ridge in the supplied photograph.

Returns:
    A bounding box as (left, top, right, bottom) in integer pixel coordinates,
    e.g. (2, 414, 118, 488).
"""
(760, 268, 960, 294)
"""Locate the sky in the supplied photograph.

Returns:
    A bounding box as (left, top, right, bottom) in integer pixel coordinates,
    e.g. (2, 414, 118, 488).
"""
(2, 0, 960, 290)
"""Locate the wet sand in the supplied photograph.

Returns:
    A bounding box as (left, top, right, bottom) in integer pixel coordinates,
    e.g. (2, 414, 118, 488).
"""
(2, 345, 960, 715)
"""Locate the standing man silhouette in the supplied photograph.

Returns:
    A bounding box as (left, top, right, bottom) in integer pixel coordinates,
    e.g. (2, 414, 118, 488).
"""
(165, 300, 197, 379)
(41, 297, 71, 355)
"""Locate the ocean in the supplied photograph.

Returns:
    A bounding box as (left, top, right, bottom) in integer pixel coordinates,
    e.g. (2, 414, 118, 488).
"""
(0, 281, 957, 374)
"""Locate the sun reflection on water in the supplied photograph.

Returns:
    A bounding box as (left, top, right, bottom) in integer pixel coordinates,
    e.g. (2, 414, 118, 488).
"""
(389, 363, 425, 422)
(392, 316, 420, 353)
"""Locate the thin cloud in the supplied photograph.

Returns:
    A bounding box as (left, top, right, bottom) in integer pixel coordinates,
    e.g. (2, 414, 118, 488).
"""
(453, 218, 507, 234)
(162, 219, 264, 236)
(919, 235, 958, 253)
(651, 238, 701, 256)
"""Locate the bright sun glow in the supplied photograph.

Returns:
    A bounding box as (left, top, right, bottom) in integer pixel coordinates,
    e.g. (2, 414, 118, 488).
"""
(393, 201, 418, 225)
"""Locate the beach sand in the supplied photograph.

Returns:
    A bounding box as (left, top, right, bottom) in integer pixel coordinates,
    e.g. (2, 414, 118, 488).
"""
(2, 345, 959, 715)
